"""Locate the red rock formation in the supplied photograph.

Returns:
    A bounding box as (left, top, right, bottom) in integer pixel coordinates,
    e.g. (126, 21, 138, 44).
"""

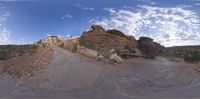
(138, 37, 164, 58)
(79, 25, 137, 52)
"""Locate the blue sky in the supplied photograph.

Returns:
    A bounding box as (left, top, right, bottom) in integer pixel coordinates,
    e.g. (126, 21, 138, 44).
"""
(0, 0, 200, 46)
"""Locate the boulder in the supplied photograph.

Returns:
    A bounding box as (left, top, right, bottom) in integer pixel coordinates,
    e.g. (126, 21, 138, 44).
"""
(194, 64, 200, 72)
(78, 46, 98, 59)
(109, 53, 123, 63)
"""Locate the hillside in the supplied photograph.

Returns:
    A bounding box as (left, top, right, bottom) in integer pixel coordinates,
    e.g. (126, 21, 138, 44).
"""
(165, 46, 200, 63)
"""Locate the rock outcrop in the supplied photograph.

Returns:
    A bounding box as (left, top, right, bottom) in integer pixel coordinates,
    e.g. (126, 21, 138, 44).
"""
(34, 35, 80, 50)
(109, 53, 123, 63)
(80, 25, 137, 52)
(79, 25, 140, 59)
(62, 36, 80, 47)
(35, 35, 63, 47)
(34, 25, 165, 64)
(138, 37, 164, 58)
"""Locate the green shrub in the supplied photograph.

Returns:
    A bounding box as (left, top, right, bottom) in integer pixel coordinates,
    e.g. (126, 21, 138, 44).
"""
(71, 43, 79, 53)
(146, 53, 156, 59)
(79, 36, 95, 49)
(184, 51, 200, 63)
(0, 51, 8, 60)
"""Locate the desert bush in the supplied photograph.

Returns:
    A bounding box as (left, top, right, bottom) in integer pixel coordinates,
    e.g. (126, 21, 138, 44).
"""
(0, 45, 38, 60)
(0, 51, 8, 60)
(71, 43, 79, 53)
(146, 53, 156, 59)
(79, 36, 95, 50)
(184, 51, 200, 63)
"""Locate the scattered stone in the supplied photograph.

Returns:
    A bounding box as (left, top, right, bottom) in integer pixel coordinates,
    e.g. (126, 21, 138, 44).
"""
(109, 53, 123, 63)
(78, 46, 99, 59)
(194, 66, 200, 72)
(97, 53, 104, 61)
(0, 47, 53, 78)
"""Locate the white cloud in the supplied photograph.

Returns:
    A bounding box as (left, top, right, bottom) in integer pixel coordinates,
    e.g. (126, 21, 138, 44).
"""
(104, 8, 116, 13)
(66, 33, 71, 38)
(45, 33, 71, 38)
(0, 28, 10, 45)
(82, 7, 95, 11)
(92, 6, 200, 47)
(0, 6, 10, 45)
(57, 33, 71, 38)
(74, 4, 95, 11)
(61, 14, 73, 19)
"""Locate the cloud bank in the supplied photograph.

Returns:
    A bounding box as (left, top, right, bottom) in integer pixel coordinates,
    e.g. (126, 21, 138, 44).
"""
(92, 6, 200, 47)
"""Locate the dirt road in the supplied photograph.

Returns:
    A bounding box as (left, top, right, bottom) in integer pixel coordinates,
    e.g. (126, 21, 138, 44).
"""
(1, 48, 200, 99)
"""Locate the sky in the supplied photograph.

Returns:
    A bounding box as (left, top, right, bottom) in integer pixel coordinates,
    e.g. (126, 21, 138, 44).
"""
(0, 0, 200, 47)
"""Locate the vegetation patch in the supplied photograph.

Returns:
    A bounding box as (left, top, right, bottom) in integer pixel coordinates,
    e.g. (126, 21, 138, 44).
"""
(183, 51, 200, 63)
(0, 51, 8, 60)
(79, 36, 95, 50)
(164, 48, 200, 63)
(71, 43, 79, 53)
(0, 45, 38, 60)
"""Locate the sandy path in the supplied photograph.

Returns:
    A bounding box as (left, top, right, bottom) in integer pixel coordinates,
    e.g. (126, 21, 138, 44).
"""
(32, 48, 103, 91)
(1, 48, 200, 99)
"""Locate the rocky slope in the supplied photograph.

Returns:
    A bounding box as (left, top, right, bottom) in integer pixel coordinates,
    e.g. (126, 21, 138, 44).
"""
(0, 46, 53, 78)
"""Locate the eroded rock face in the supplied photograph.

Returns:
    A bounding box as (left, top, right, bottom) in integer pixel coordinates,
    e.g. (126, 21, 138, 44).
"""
(79, 25, 165, 59)
(154, 42, 165, 55)
(138, 37, 164, 58)
(79, 25, 138, 53)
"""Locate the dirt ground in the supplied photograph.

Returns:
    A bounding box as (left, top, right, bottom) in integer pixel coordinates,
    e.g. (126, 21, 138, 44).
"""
(0, 48, 200, 99)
